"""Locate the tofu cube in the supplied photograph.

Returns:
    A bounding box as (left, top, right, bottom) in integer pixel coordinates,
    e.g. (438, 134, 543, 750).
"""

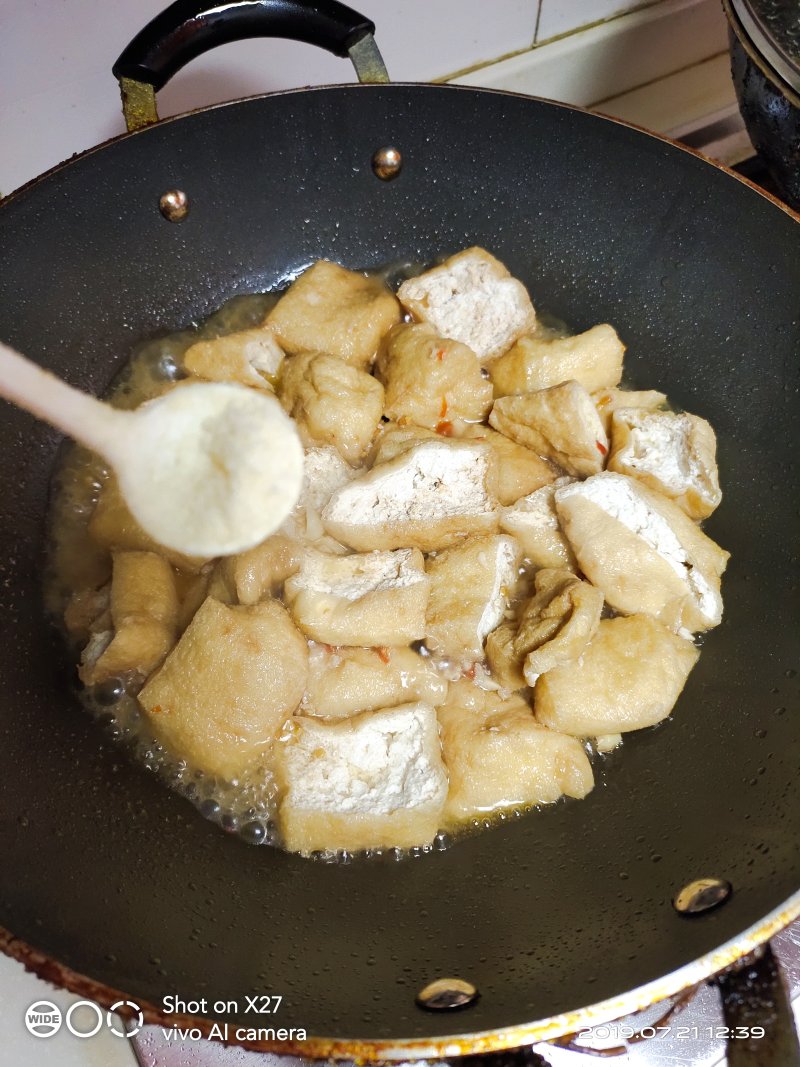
(397, 247, 536, 362)
(593, 387, 667, 435)
(459, 424, 556, 505)
(490, 323, 625, 396)
(490, 379, 609, 477)
(303, 644, 448, 719)
(514, 568, 603, 685)
(220, 534, 302, 605)
(425, 535, 522, 661)
(438, 681, 593, 824)
(279, 352, 384, 465)
(555, 472, 729, 632)
(266, 260, 401, 368)
(378, 322, 493, 429)
(284, 547, 430, 646)
(275, 703, 448, 853)
(80, 618, 173, 686)
(139, 598, 308, 780)
(297, 446, 355, 516)
(498, 478, 577, 569)
(535, 615, 699, 735)
(322, 440, 498, 553)
(110, 551, 178, 629)
(183, 326, 284, 390)
(608, 408, 721, 519)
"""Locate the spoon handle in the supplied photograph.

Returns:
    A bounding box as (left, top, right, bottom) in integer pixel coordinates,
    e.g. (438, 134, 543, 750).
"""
(0, 340, 126, 460)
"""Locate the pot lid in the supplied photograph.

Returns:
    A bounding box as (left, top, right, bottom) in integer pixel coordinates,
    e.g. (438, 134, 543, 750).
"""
(730, 0, 800, 91)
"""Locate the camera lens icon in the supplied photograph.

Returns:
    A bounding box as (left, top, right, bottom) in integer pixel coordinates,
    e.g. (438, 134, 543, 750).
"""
(25, 1000, 62, 1038)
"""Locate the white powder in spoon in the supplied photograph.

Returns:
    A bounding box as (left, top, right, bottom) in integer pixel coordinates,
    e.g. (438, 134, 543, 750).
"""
(116, 382, 303, 557)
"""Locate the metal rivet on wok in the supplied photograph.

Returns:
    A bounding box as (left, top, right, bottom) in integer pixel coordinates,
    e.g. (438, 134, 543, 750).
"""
(416, 977, 479, 1011)
(159, 189, 190, 222)
(372, 146, 403, 181)
(673, 877, 732, 915)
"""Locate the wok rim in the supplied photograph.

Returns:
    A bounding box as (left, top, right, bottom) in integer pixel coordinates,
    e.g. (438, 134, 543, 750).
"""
(1, 81, 798, 1056)
(2, 893, 799, 1056)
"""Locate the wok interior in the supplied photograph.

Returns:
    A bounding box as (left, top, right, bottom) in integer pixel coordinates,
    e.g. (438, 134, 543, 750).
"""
(0, 85, 797, 1044)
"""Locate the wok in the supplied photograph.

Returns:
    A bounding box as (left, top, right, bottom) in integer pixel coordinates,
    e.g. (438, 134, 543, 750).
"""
(0, 0, 798, 1060)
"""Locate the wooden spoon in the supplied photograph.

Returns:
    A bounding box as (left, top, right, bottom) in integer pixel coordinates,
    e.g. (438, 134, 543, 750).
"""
(0, 340, 303, 556)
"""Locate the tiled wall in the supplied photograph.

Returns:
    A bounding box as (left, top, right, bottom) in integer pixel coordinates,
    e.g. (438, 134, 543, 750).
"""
(1, 0, 708, 195)
(536, 0, 657, 42)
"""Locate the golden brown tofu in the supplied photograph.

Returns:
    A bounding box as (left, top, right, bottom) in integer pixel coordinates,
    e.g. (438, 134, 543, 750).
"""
(110, 551, 179, 629)
(88, 475, 210, 573)
(490, 380, 608, 477)
(498, 479, 577, 569)
(484, 620, 527, 690)
(608, 409, 721, 519)
(222, 535, 303, 605)
(303, 644, 448, 719)
(397, 248, 536, 362)
(139, 597, 308, 779)
(279, 351, 384, 465)
(490, 324, 625, 397)
(535, 615, 699, 735)
(555, 473, 729, 632)
(182, 326, 284, 390)
(80, 617, 174, 686)
(322, 440, 498, 553)
(378, 322, 493, 429)
(459, 424, 556, 505)
(266, 260, 401, 368)
(438, 681, 593, 823)
(514, 568, 603, 684)
(425, 535, 522, 662)
(593, 387, 667, 435)
(284, 548, 430, 646)
(275, 703, 448, 853)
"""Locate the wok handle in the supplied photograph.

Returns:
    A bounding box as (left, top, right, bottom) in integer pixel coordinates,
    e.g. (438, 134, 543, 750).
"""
(716, 942, 800, 1066)
(112, 0, 388, 131)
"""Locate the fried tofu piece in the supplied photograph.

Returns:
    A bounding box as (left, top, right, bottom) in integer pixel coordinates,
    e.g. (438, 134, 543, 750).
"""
(514, 568, 603, 685)
(438, 681, 593, 823)
(298, 446, 355, 515)
(303, 644, 448, 719)
(217, 534, 303, 605)
(79, 551, 180, 685)
(284, 548, 429, 646)
(266, 261, 401, 368)
(555, 473, 729, 632)
(490, 380, 608, 477)
(378, 322, 493, 429)
(459, 424, 557, 505)
(535, 615, 699, 735)
(498, 478, 577, 568)
(490, 324, 625, 397)
(88, 475, 209, 573)
(278, 352, 384, 465)
(183, 327, 284, 390)
(593, 387, 667, 435)
(608, 409, 721, 519)
(109, 551, 179, 629)
(139, 597, 308, 779)
(397, 248, 536, 362)
(322, 440, 498, 552)
(425, 535, 522, 662)
(484, 621, 527, 690)
(275, 703, 448, 853)
(80, 618, 173, 686)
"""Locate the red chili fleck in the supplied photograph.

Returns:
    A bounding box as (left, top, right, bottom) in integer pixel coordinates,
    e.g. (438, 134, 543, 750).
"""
(463, 665, 476, 680)
(596, 440, 608, 455)
(439, 396, 448, 418)
(323, 643, 336, 654)
(436, 420, 454, 436)
(436, 348, 446, 361)
(375, 646, 391, 664)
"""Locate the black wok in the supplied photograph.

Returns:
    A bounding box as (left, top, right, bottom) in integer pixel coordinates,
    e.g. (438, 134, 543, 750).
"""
(0, 0, 798, 1060)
